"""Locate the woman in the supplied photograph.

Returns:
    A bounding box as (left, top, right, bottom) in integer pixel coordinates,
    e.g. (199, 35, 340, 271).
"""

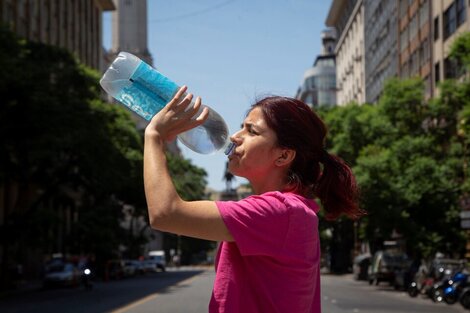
(144, 86, 363, 313)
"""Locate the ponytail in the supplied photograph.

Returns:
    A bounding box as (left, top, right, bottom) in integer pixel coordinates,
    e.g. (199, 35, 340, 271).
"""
(315, 152, 363, 220)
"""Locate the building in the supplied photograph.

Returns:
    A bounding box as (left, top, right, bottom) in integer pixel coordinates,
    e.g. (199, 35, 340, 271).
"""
(107, 0, 152, 65)
(364, 0, 399, 104)
(326, 0, 365, 105)
(0, 0, 115, 71)
(296, 28, 337, 108)
(433, 0, 470, 92)
(397, 0, 434, 98)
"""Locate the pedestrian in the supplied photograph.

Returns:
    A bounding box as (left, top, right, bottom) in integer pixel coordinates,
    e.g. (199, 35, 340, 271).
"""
(143, 86, 364, 313)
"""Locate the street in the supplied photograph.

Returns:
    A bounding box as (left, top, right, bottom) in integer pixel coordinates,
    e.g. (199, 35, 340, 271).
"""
(1, 268, 468, 313)
(322, 274, 467, 313)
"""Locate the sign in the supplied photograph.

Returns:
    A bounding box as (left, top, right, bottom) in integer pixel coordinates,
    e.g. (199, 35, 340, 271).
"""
(460, 211, 470, 219)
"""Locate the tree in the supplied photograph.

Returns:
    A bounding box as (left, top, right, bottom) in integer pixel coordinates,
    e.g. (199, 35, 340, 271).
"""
(164, 153, 214, 265)
(0, 26, 144, 285)
(321, 75, 467, 259)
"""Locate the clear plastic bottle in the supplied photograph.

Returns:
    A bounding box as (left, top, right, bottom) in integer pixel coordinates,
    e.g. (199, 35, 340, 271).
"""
(100, 52, 234, 155)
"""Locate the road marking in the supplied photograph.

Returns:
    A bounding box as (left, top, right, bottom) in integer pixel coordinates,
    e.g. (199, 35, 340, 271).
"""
(110, 274, 202, 313)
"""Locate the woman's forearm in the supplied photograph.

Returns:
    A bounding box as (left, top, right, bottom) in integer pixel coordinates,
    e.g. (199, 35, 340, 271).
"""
(143, 133, 181, 227)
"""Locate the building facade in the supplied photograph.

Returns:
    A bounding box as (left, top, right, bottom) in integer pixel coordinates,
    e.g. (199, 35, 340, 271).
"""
(296, 28, 337, 108)
(433, 0, 470, 91)
(326, 0, 365, 106)
(397, 0, 434, 98)
(0, 0, 115, 71)
(108, 0, 152, 65)
(364, 0, 399, 104)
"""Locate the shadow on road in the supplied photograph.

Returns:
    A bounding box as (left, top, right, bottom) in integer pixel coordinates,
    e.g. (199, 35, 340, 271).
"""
(0, 269, 206, 313)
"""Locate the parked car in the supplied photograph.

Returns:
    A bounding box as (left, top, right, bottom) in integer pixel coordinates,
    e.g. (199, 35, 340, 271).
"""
(106, 260, 125, 280)
(43, 262, 81, 288)
(353, 253, 371, 281)
(123, 260, 144, 276)
(368, 250, 410, 287)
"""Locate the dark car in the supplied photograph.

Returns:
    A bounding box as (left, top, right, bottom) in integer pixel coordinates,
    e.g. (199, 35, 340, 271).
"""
(368, 250, 410, 287)
(43, 262, 81, 288)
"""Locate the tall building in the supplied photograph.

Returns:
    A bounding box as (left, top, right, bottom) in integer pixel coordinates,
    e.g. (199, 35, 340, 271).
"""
(364, 0, 399, 104)
(397, 0, 433, 98)
(433, 0, 470, 93)
(296, 28, 337, 108)
(108, 0, 152, 65)
(326, 0, 365, 106)
(106, 0, 179, 155)
(0, 0, 115, 71)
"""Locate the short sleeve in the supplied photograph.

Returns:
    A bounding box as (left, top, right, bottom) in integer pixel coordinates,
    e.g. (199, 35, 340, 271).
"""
(216, 192, 291, 256)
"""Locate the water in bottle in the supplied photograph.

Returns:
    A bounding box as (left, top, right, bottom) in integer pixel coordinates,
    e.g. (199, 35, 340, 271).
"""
(100, 52, 234, 155)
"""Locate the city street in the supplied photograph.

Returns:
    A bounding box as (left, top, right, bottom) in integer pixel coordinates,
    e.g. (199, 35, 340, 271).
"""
(322, 274, 467, 313)
(1, 267, 469, 313)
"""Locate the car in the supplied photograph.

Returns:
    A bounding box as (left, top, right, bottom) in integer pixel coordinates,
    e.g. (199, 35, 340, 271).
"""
(353, 253, 371, 281)
(123, 260, 144, 276)
(106, 260, 125, 280)
(368, 250, 410, 287)
(43, 262, 81, 288)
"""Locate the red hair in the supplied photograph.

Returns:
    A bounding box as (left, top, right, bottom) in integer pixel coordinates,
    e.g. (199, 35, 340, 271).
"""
(252, 96, 363, 220)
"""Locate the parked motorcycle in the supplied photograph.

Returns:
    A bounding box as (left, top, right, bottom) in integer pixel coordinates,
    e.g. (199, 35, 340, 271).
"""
(431, 270, 466, 303)
(442, 272, 469, 304)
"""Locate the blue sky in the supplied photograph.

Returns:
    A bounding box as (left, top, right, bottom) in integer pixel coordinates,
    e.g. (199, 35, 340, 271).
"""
(103, 0, 332, 191)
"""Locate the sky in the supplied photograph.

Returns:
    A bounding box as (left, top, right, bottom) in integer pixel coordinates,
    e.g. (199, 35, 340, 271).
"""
(103, 0, 332, 191)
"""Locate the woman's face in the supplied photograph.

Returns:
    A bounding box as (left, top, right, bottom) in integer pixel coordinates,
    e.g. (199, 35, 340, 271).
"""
(228, 107, 282, 180)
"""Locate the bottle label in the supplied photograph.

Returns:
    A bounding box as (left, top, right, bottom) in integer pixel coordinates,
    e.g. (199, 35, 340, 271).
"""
(130, 62, 179, 102)
(115, 61, 180, 121)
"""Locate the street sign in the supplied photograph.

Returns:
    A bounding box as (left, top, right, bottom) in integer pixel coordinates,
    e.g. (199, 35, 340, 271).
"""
(460, 211, 470, 219)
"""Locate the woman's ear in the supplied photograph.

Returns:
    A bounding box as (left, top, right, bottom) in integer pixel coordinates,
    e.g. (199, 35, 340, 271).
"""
(275, 149, 296, 167)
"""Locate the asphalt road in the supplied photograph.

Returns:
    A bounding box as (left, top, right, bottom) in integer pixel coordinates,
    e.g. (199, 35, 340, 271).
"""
(1, 268, 469, 313)
(322, 273, 468, 313)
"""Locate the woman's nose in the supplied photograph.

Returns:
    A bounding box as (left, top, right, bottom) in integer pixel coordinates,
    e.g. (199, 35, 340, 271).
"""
(230, 130, 242, 144)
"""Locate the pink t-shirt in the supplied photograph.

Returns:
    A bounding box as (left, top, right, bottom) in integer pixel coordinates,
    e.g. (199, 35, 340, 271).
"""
(209, 191, 321, 313)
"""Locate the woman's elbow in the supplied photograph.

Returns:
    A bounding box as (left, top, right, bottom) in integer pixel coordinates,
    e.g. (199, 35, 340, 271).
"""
(147, 206, 171, 230)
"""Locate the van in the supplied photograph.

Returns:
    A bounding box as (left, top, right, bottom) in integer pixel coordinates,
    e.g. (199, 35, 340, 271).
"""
(148, 250, 166, 272)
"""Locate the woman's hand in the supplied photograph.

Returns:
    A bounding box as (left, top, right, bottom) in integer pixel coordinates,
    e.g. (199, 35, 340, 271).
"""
(144, 86, 209, 141)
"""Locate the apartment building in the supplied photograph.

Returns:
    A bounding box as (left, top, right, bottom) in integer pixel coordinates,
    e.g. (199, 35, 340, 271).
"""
(397, 0, 433, 98)
(0, 0, 115, 71)
(364, 0, 399, 104)
(326, 0, 365, 105)
(296, 28, 337, 108)
(433, 0, 470, 91)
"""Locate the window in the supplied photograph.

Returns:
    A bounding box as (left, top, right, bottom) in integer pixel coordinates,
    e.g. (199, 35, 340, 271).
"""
(434, 62, 440, 84)
(457, 0, 466, 26)
(444, 57, 459, 79)
(410, 13, 418, 39)
(400, 0, 409, 17)
(401, 28, 409, 52)
(434, 16, 439, 41)
(420, 1, 429, 28)
(444, 3, 457, 40)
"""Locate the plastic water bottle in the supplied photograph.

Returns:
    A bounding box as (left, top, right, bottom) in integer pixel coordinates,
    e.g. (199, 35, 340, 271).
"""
(100, 52, 234, 155)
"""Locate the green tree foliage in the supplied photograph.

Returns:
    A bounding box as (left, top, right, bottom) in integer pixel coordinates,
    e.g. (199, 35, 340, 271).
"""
(0, 26, 145, 282)
(450, 31, 470, 71)
(322, 71, 470, 258)
(165, 153, 215, 265)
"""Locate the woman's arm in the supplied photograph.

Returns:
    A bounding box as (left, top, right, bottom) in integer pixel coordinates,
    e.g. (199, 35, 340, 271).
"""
(144, 86, 234, 242)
